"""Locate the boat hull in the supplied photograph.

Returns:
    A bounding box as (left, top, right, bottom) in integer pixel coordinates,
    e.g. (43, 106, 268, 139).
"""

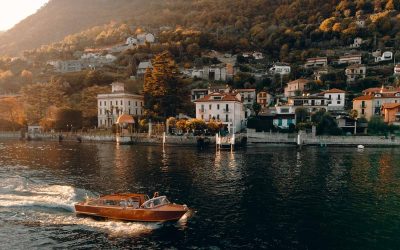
(74, 204, 187, 222)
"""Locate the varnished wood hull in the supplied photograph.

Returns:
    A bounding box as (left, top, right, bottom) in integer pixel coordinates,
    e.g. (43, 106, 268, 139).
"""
(74, 204, 188, 222)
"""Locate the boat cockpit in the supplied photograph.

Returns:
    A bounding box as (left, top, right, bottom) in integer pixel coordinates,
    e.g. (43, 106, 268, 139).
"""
(141, 196, 170, 209)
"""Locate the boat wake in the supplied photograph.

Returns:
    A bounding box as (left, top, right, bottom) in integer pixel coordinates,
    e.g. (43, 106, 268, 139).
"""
(0, 176, 161, 236)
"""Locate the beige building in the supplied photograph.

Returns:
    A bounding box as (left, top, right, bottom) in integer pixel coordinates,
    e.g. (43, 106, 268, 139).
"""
(346, 64, 366, 82)
(257, 91, 273, 108)
(284, 79, 309, 97)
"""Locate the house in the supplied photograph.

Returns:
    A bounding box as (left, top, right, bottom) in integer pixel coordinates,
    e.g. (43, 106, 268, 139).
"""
(381, 103, 400, 125)
(269, 63, 291, 75)
(137, 33, 155, 45)
(252, 52, 264, 60)
(284, 79, 310, 97)
(288, 95, 329, 113)
(350, 37, 363, 48)
(47, 60, 82, 73)
(206, 64, 228, 81)
(126, 37, 138, 45)
(314, 68, 329, 81)
(271, 105, 296, 129)
(234, 89, 256, 107)
(345, 64, 366, 82)
(394, 64, 400, 75)
(374, 51, 393, 63)
(355, 19, 366, 28)
(191, 89, 209, 102)
(80, 53, 117, 68)
(338, 54, 362, 65)
(321, 88, 346, 111)
(97, 82, 144, 128)
(352, 87, 400, 120)
(194, 92, 245, 133)
(137, 61, 153, 79)
(305, 57, 328, 68)
(257, 91, 273, 108)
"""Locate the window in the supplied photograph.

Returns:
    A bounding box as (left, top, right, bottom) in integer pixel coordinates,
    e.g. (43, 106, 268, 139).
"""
(120, 100, 122, 105)
(136, 101, 138, 106)
(209, 104, 212, 110)
(338, 95, 341, 100)
(128, 101, 131, 105)
(201, 115, 204, 119)
(201, 104, 204, 111)
(225, 104, 229, 111)
(329, 95, 331, 100)
(217, 114, 220, 120)
(99, 109, 102, 115)
(209, 114, 211, 120)
(337, 101, 341, 104)
(226, 114, 229, 122)
(217, 104, 220, 110)
(361, 109, 365, 115)
(136, 109, 138, 115)
(99, 101, 102, 107)
(129, 109, 131, 115)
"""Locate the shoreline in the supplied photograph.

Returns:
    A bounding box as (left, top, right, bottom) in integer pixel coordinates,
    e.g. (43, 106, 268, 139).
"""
(1, 131, 400, 148)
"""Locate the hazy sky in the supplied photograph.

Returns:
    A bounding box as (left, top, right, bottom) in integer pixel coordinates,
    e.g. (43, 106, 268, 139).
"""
(0, 0, 49, 31)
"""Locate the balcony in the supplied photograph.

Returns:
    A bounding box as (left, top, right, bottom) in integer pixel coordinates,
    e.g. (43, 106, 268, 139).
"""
(223, 109, 230, 113)
(198, 109, 205, 114)
(360, 104, 366, 108)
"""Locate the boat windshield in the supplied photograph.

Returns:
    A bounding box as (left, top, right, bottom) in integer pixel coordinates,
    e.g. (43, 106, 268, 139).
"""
(141, 196, 170, 208)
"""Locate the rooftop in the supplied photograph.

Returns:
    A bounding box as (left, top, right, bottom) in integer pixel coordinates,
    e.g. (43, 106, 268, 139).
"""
(195, 92, 241, 102)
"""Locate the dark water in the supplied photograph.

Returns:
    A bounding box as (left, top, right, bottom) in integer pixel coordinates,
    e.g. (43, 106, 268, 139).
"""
(0, 140, 400, 249)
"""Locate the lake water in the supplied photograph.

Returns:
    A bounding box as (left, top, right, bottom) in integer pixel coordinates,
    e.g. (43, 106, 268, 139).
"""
(0, 140, 400, 249)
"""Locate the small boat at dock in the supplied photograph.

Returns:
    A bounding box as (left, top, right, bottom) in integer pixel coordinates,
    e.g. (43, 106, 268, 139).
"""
(74, 193, 189, 222)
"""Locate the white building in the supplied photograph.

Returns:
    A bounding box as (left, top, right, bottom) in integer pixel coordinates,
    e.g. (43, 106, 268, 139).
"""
(47, 60, 82, 73)
(269, 63, 291, 75)
(394, 64, 400, 75)
(322, 88, 346, 111)
(234, 89, 256, 107)
(345, 64, 366, 82)
(194, 92, 245, 133)
(304, 57, 328, 68)
(350, 37, 363, 48)
(126, 37, 138, 45)
(137, 33, 155, 45)
(270, 105, 296, 129)
(97, 82, 144, 128)
(137, 61, 153, 79)
(374, 51, 393, 63)
(338, 54, 362, 65)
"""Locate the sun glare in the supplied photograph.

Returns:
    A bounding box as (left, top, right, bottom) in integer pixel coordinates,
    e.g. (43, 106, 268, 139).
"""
(0, 0, 48, 31)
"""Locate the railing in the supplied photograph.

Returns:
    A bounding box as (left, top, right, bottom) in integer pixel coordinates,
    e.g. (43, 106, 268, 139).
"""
(198, 109, 205, 114)
(223, 109, 230, 113)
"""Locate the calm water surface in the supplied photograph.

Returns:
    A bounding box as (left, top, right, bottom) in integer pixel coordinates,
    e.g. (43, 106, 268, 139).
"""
(0, 140, 400, 249)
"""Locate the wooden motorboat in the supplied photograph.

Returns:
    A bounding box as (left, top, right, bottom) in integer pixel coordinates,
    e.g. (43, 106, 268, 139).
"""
(74, 193, 189, 222)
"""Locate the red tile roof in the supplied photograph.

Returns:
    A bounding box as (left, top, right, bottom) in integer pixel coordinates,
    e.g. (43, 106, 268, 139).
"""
(323, 88, 346, 94)
(195, 93, 241, 102)
(353, 95, 374, 101)
(382, 103, 400, 109)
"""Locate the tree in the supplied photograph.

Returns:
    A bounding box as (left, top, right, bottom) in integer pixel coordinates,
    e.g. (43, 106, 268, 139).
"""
(80, 85, 110, 127)
(295, 107, 309, 123)
(252, 102, 261, 117)
(311, 110, 342, 135)
(368, 115, 388, 135)
(143, 51, 188, 119)
(0, 97, 25, 130)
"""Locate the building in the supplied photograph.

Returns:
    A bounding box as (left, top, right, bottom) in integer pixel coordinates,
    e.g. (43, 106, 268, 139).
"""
(194, 92, 245, 133)
(257, 91, 273, 108)
(137, 61, 153, 79)
(352, 87, 400, 120)
(350, 37, 363, 48)
(381, 103, 400, 125)
(126, 37, 138, 45)
(273, 105, 296, 129)
(269, 63, 291, 75)
(284, 79, 310, 97)
(338, 54, 362, 65)
(345, 64, 366, 82)
(322, 88, 346, 111)
(137, 33, 155, 45)
(234, 89, 256, 107)
(395, 64, 400, 75)
(313, 68, 329, 81)
(97, 82, 144, 128)
(47, 60, 82, 73)
(191, 89, 209, 102)
(374, 51, 393, 63)
(80, 53, 117, 68)
(305, 57, 328, 68)
(288, 95, 329, 113)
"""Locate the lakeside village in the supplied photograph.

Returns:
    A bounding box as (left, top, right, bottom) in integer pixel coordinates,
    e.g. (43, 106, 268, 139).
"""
(2, 31, 400, 147)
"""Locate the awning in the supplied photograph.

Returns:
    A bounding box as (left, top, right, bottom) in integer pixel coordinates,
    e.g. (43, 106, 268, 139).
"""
(116, 114, 135, 124)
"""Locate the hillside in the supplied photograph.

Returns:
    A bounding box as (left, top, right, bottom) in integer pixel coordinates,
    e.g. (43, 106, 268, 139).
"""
(0, 0, 163, 56)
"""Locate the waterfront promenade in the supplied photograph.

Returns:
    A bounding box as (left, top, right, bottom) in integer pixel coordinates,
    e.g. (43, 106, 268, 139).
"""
(1, 130, 400, 147)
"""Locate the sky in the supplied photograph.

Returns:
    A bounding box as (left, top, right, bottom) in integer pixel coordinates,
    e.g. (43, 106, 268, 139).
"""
(0, 0, 49, 31)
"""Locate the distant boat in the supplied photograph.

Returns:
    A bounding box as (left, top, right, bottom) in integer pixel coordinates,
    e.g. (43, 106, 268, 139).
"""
(357, 145, 365, 149)
(75, 193, 189, 222)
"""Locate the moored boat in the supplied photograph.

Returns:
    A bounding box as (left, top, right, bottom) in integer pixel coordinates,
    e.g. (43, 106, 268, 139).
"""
(74, 193, 189, 222)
